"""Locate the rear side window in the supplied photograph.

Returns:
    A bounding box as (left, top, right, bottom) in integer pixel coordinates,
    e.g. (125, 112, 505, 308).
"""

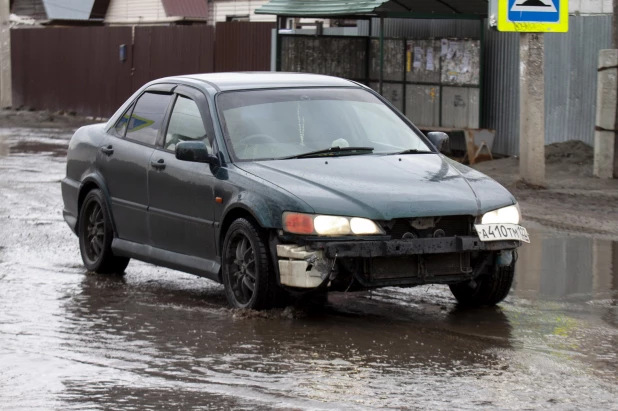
(126, 92, 173, 146)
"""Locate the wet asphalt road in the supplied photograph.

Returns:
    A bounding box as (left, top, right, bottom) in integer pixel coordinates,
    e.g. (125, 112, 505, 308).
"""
(0, 127, 617, 410)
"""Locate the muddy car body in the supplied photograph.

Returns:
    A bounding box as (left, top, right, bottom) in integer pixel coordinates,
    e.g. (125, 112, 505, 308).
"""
(61, 73, 528, 309)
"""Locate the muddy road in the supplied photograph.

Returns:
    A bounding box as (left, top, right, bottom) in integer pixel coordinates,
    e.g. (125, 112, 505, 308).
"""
(1, 123, 617, 410)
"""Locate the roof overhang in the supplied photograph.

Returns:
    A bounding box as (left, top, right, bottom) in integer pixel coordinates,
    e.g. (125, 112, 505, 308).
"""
(255, 0, 488, 19)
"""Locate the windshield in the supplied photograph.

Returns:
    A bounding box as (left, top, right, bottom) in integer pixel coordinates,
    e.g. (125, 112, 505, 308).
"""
(216, 87, 432, 161)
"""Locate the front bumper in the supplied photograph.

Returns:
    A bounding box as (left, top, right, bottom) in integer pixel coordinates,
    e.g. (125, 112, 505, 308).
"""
(310, 236, 520, 258)
(276, 236, 520, 289)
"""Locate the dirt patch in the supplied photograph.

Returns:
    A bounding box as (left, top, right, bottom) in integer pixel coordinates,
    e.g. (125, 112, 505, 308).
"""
(473, 140, 618, 238)
(544, 140, 593, 166)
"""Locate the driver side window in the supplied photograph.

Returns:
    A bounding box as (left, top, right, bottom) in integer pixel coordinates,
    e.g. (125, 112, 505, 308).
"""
(164, 96, 211, 153)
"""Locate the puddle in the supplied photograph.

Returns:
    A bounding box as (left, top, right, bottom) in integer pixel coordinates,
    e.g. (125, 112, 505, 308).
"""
(514, 231, 618, 302)
(9, 141, 67, 157)
(0, 126, 617, 410)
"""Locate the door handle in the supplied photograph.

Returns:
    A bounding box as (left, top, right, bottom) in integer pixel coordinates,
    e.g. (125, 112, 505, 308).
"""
(100, 145, 114, 156)
(151, 158, 166, 170)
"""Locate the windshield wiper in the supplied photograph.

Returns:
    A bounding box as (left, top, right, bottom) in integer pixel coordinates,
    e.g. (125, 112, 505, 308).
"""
(283, 146, 374, 160)
(388, 148, 434, 155)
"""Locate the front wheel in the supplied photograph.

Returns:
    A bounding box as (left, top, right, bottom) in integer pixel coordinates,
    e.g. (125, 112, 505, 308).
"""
(78, 189, 130, 274)
(449, 264, 515, 307)
(222, 218, 281, 310)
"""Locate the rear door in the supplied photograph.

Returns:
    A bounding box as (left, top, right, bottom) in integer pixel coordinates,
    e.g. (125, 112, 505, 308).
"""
(98, 86, 174, 244)
(147, 86, 217, 260)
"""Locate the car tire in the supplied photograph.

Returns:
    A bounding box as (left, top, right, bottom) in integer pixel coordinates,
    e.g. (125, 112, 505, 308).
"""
(78, 189, 130, 275)
(448, 264, 515, 307)
(222, 218, 280, 310)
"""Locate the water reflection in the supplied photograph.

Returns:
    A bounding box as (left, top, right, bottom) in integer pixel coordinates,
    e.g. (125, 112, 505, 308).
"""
(56, 273, 517, 410)
(0, 135, 7, 156)
(514, 232, 618, 301)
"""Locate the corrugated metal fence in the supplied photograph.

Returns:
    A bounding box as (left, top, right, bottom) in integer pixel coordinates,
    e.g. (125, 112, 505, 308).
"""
(544, 15, 612, 147)
(12, 27, 133, 118)
(482, 25, 520, 156)
(214, 21, 275, 72)
(11, 22, 274, 118)
(486, 15, 612, 155)
(133, 25, 215, 91)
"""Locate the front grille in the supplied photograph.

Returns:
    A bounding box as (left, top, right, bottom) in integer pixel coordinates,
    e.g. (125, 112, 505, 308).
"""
(380, 216, 472, 239)
(363, 252, 471, 280)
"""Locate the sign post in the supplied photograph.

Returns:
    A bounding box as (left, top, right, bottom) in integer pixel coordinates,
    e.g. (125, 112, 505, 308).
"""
(493, 0, 568, 187)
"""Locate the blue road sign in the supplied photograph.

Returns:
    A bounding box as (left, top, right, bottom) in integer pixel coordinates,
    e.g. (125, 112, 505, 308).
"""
(508, 0, 559, 23)
(498, 0, 568, 32)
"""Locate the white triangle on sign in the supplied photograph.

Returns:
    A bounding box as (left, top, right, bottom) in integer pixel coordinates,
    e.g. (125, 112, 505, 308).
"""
(511, 0, 557, 12)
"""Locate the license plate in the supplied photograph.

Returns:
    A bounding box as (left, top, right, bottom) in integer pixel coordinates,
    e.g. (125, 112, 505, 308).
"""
(474, 224, 530, 243)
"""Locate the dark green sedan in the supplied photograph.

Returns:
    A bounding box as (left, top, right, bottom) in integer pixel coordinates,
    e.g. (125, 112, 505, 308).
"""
(61, 73, 529, 310)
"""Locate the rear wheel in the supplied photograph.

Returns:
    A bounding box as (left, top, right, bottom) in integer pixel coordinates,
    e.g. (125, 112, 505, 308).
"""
(78, 189, 130, 274)
(449, 264, 515, 307)
(222, 218, 281, 310)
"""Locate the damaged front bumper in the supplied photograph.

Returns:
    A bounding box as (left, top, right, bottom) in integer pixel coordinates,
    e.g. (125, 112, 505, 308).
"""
(276, 236, 520, 289)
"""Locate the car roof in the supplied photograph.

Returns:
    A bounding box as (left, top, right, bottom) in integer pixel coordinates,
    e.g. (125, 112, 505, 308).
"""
(165, 72, 358, 92)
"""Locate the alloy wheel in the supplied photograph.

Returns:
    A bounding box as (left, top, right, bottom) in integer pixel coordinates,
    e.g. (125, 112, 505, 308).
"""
(226, 233, 257, 305)
(84, 201, 105, 262)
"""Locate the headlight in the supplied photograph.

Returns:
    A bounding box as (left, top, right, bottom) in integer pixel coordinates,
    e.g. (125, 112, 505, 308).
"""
(481, 204, 520, 225)
(283, 212, 385, 236)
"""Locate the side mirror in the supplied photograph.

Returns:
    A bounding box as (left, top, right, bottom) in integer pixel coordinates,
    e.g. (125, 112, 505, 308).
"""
(175, 141, 219, 165)
(427, 131, 450, 154)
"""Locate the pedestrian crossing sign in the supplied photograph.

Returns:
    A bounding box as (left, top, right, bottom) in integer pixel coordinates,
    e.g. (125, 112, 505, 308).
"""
(497, 0, 568, 32)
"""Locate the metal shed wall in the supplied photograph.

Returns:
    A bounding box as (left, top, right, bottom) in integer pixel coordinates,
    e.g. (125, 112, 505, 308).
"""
(360, 15, 612, 155)
(485, 15, 612, 155)
(482, 24, 519, 156)
(544, 15, 612, 148)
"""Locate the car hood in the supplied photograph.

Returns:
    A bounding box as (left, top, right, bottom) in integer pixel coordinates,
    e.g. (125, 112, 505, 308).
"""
(236, 154, 516, 221)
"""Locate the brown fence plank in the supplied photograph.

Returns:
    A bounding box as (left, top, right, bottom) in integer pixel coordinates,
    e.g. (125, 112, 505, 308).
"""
(214, 22, 275, 72)
(11, 27, 133, 118)
(132, 25, 215, 92)
(11, 22, 275, 117)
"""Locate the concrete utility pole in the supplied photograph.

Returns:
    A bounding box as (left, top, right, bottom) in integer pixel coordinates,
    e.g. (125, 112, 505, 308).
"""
(594, 50, 618, 179)
(0, 0, 11, 108)
(519, 33, 545, 186)
(612, 0, 618, 178)
(593, 0, 618, 178)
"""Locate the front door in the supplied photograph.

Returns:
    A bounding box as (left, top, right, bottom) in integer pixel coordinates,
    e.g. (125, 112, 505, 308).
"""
(98, 90, 174, 245)
(147, 86, 217, 261)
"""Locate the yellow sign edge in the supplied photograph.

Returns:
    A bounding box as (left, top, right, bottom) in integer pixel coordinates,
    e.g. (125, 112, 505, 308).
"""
(497, 0, 569, 33)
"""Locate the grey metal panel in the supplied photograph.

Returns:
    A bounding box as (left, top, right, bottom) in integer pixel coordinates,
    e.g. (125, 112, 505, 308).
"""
(484, 15, 612, 156)
(369, 39, 405, 81)
(370, 82, 404, 112)
(406, 39, 441, 83)
(482, 20, 520, 156)
(544, 15, 612, 147)
(441, 87, 479, 129)
(441, 39, 480, 86)
(406, 85, 440, 127)
(363, 18, 481, 39)
(281, 36, 367, 79)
